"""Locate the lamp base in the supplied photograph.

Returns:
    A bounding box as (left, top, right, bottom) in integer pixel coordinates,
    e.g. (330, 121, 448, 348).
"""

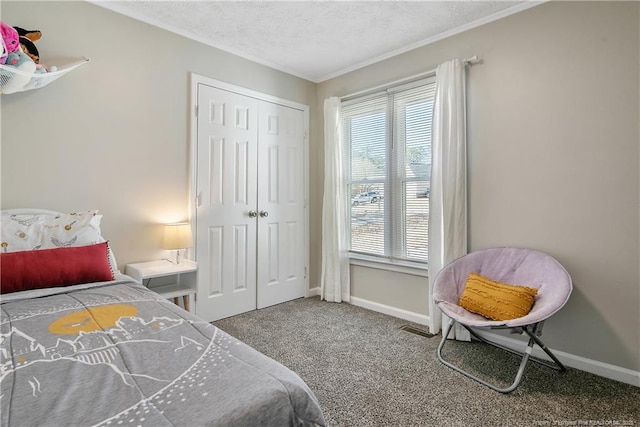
(172, 249, 185, 264)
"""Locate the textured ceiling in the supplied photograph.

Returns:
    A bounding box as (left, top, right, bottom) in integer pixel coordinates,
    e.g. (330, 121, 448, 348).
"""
(93, 1, 534, 82)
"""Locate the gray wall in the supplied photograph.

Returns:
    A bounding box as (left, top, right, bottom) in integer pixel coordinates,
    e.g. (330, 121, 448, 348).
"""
(317, 1, 639, 371)
(1, 1, 317, 270)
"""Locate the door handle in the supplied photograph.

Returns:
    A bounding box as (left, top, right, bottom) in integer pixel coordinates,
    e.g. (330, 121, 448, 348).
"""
(259, 210, 269, 218)
(248, 210, 258, 218)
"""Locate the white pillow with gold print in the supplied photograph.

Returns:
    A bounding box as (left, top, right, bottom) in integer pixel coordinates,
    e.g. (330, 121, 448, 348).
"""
(1, 210, 105, 252)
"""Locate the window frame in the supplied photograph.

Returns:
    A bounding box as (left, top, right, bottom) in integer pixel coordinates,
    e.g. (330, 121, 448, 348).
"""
(342, 77, 435, 275)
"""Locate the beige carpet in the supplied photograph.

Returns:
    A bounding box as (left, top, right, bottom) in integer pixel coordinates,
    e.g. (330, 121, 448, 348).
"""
(214, 297, 639, 427)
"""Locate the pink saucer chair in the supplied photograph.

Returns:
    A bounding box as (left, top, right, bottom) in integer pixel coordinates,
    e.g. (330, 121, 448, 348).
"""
(433, 247, 573, 393)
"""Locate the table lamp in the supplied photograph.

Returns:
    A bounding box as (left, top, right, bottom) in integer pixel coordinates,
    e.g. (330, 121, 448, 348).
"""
(163, 222, 193, 264)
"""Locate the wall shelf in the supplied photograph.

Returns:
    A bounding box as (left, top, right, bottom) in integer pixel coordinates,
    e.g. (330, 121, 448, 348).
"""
(0, 57, 90, 95)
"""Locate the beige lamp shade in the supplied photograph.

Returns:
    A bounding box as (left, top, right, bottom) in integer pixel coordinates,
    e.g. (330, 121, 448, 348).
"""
(163, 223, 193, 250)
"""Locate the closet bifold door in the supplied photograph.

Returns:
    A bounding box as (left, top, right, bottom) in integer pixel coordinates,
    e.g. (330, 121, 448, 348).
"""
(195, 84, 259, 321)
(256, 101, 306, 309)
(195, 83, 306, 322)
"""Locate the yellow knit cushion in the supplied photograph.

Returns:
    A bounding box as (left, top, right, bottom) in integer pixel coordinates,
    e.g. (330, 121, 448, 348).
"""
(458, 273, 538, 321)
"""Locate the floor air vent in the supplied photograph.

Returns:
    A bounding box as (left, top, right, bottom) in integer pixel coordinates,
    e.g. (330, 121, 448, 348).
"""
(399, 325, 435, 338)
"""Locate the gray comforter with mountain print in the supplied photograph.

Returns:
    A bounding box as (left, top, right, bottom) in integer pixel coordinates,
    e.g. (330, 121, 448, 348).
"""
(0, 280, 325, 427)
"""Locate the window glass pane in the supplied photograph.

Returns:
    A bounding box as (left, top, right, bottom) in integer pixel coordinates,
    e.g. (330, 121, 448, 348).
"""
(404, 181, 429, 262)
(394, 86, 434, 180)
(349, 183, 385, 256)
(404, 100, 432, 179)
(348, 110, 386, 182)
(394, 83, 433, 263)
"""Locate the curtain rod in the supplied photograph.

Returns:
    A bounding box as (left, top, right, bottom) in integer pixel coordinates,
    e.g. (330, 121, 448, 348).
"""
(340, 55, 481, 101)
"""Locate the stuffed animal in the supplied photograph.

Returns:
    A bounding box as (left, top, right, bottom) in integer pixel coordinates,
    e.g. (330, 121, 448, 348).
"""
(0, 22, 19, 64)
(0, 51, 36, 93)
(14, 27, 41, 64)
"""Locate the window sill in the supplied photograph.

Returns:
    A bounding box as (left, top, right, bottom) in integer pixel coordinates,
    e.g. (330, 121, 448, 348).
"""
(349, 253, 428, 278)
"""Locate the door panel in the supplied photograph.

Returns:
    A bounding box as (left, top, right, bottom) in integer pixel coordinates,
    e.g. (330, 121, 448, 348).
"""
(196, 84, 258, 321)
(256, 102, 306, 309)
(206, 226, 223, 296)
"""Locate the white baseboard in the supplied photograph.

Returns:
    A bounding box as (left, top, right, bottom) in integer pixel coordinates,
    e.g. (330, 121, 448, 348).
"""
(341, 296, 639, 387)
(349, 296, 430, 326)
(471, 329, 640, 387)
(308, 286, 320, 297)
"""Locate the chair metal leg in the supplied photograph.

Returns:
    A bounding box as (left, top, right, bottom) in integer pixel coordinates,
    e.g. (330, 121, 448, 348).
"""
(522, 326, 567, 371)
(436, 318, 564, 393)
(463, 323, 565, 372)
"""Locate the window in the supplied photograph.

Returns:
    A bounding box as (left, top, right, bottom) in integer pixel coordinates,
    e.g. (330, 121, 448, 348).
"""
(342, 78, 435, 265)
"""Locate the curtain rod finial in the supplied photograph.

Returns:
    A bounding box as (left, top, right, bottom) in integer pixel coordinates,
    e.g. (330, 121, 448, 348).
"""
(464, 55, 481, 66)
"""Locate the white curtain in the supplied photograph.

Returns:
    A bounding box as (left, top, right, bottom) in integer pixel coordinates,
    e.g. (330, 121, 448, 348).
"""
(320, 97, 351, 303)
(427, 59, 469, 340)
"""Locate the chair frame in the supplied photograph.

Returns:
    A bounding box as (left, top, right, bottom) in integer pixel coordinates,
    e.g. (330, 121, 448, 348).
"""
(437, 317, 567, 393)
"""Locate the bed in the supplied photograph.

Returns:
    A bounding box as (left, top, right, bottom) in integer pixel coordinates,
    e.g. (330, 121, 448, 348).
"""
(0, 209, 326, 427)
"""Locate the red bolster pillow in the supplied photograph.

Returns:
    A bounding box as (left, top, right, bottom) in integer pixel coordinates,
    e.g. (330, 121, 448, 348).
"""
(1, 242, 114, 294)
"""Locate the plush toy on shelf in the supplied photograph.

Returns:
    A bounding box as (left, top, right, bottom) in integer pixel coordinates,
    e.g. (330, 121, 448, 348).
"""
(0, 21, 84, 94)
(0, 22, 35, 93)
(1, 22, 20, 64)
(0, 51, 36, 93)
(14, 26, 41, 64)
(14, 26, 56, 74)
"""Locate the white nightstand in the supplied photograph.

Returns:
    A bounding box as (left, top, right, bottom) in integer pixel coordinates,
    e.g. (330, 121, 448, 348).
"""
(125, 259, 198, 313)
